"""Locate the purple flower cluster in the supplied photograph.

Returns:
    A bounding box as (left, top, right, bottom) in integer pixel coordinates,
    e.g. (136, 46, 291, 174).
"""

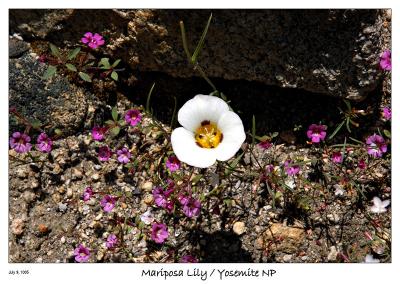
(81, 32, 105, 49)
(180, 254, 198, 263)
(10, 132, 54, 154)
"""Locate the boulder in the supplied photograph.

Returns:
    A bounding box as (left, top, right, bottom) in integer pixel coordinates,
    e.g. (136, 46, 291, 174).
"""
(10, 9, 391, 100)
(9, 47, 92, 136)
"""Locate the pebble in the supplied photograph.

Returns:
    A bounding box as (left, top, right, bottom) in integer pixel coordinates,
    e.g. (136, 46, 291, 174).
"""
(22, 191, 36, 204)
(66, 188, 73, 198)
(254, 237, 264, 250)
(232, 221, 246, 235)
(95, 213, 103, 221)
(140, 181, 153, 191)
(58, 203, 68, 212)
(94, 164, 102, 170)
(60, 236, 66, 244)
(143, 194, 154, 205)
(283, 254, 293, 262)
(327, 213, 340, 223)
(73, 168, 83, 179)
(327, 246, 338, 261)
(92, 173, 100, 181)
(11, 218, 25, 235)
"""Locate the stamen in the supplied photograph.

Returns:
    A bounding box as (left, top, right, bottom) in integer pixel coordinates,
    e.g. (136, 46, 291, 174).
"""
(195, 122, 223, 149)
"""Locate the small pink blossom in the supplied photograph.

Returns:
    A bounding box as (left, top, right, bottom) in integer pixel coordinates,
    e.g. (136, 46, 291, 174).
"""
(117, 147, 131, 164)
(306, 124, 327, 143)
(81, 32, 105, 49)
(91, 126, 107, 141)
(358, 159, 366, 170)
(382, 107, 391, 121)
(180, 254, 198, 263)
(9, 132, 32, 153)
(379, 50, 391, 71)
(366, 134, 387, 158)
(106, 234, 118, 249)
(151, 223, 169, 244)
(125, 109, 142, 127)
(258, 140, 272, 150)
(98, 145, 112, 162)
(74, 244, 90, 262)
(331, 151, 343, 163)
(166, 156, 181, 172)
(182, 197, 201, 218)
(36, 132, 53, 153)
(100, 195, 116, 212)
(284, 160, 300, 176)
(82, 187, 93, 202)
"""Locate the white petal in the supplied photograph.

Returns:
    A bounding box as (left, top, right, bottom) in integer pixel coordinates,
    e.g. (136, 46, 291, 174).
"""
(381, 200, 390, 208)
(171, 127, 217, 168)
(370, 205, 380, 213)
(214, 111, 246, 161)
(178, 95, 229, 132)
(372, 196, 382, 207)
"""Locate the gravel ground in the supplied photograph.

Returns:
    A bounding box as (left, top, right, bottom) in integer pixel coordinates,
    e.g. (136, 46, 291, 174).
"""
(8, 32, 391, 263)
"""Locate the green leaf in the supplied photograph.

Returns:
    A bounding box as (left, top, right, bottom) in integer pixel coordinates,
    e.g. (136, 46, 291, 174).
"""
(105, 120, 115, 126)
(252, 115, 256, 145)
(54, 128, 63, 136)
(146, 82, 156, 113)
(49, 43, 61, 58)
(65, 63, 77, 72)
(191, 174, 203, 185)
(99, 58, 111, 69)
(170, 96, 177, 128)
(31, 119, 42, 129)
(191, 13, 213, 64)
(220, 92, 227, 101)
(328, 120, 345, 140)
(78, 72, 92, 82)
(67, 47, 81, 60)
(110, 126, 120, 137)
(112, 59, 121, 68)
(42, 65, 57, 80)
(270, 132, 279, 138)
(111, 106, 118, 121)
(111, 71, 118, 81)
(383, 129, 391, 139)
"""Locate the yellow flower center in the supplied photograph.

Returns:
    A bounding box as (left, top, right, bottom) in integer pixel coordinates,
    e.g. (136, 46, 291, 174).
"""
(194, 120, 223, 149)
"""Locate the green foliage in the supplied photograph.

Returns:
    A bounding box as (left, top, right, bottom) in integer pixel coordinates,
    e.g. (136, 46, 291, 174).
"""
(111, 71, 118, 81)
(191, 13, 213, 64)
(111, 106, 119, 121)
(67, 47, 81, 60)
(78, 72, 92, 82)
(146, 83, 156, 113)
(42, 65, 57, 80)
(49, 43, 61, 59)
(65, 63, 77, 72)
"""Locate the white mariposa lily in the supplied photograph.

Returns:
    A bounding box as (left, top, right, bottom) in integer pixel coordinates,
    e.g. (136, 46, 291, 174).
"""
(171, 94, 246, 168)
